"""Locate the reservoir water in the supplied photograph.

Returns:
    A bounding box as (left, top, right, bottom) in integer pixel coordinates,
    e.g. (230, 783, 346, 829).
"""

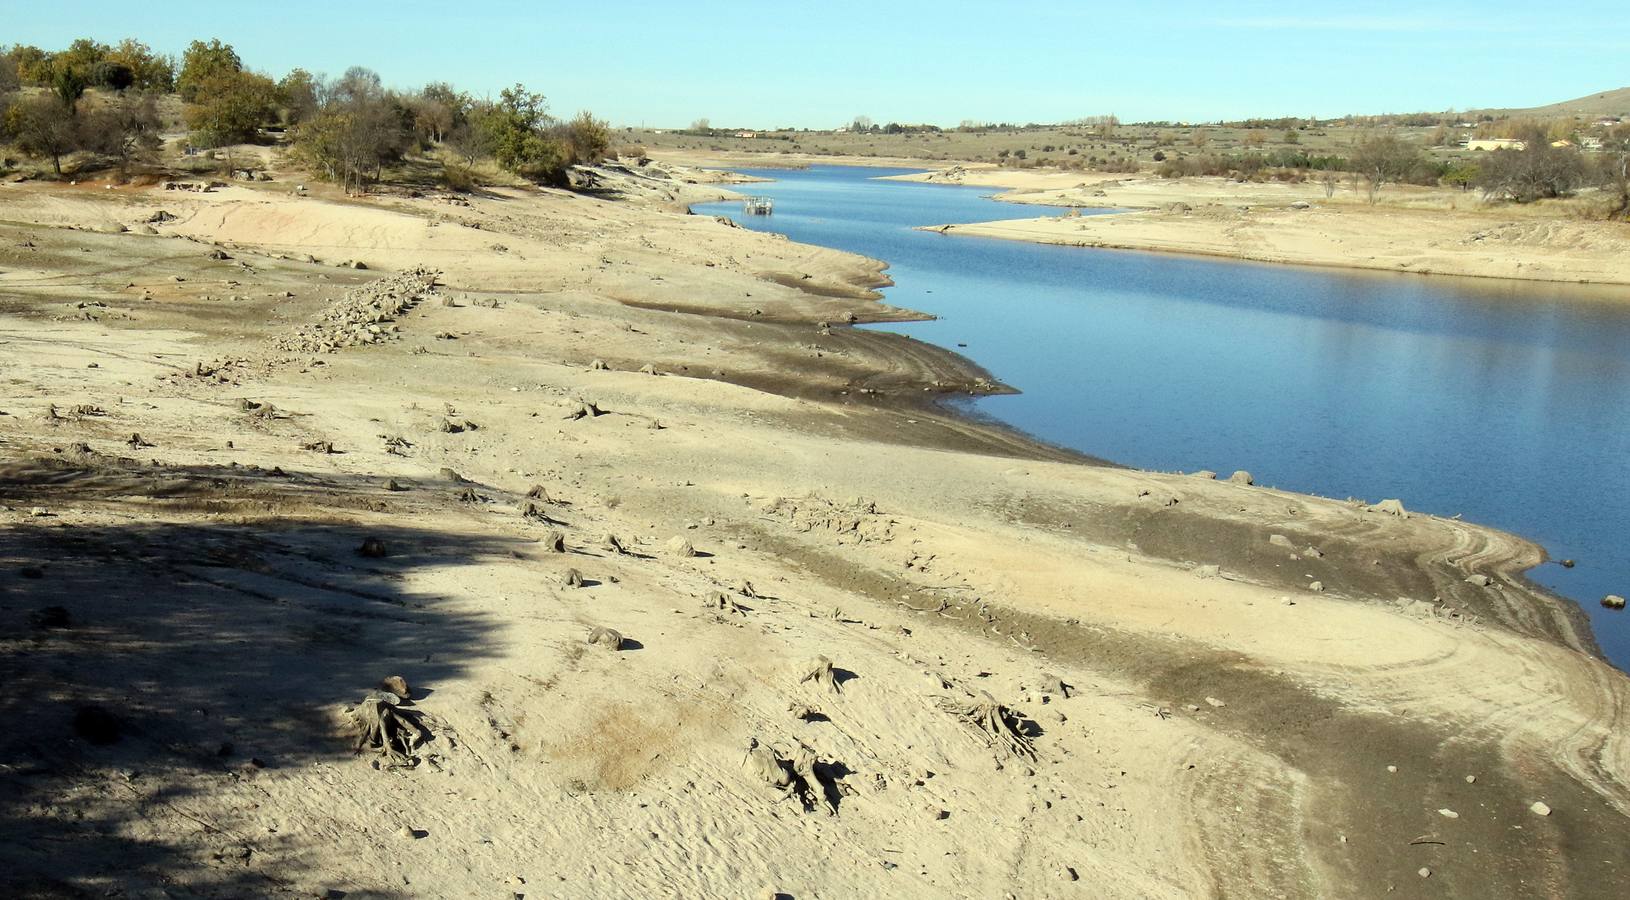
(693, 165, 1630, 669)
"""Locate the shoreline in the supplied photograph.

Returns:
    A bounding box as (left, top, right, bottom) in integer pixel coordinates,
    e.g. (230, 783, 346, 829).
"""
(3, 164, 1627, 898)
(918, 216, 1630, 291)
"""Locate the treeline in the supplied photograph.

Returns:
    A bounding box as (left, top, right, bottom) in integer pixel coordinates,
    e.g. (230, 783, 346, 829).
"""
(0, 37, 611, 190)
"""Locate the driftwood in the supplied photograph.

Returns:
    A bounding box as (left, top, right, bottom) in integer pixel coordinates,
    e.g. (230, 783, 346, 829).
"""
(938, 691, 1036, 761)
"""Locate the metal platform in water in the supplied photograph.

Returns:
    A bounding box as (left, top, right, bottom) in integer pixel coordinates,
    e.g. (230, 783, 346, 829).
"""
(743, 197, 774, 215)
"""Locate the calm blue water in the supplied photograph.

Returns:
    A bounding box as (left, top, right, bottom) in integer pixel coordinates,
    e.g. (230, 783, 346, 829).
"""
(695, 165, 1630, 668)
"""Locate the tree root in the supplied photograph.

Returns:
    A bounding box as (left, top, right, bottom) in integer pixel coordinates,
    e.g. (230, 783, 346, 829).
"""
(938, 691, 1036, 761)
(742, 737, 839, 815)
(349, 692, 428, 766)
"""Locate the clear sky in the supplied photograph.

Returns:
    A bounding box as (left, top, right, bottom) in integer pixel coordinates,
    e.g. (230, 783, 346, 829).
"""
(5, 1, 1625, 126)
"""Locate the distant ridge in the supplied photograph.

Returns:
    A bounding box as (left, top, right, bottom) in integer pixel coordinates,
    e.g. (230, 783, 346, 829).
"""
(1472, 87, 1630, 119)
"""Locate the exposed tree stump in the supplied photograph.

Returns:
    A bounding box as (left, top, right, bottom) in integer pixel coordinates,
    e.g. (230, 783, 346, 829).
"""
(526, 484, 551, 502)
(603, 534, 629, 554)
(590, 359, 609, 371)
(587, 626, 624, 650)
(349, 692, 426, 766)
(704, 591, 747, 616)
(566, 401, 604, 420)
(798, 655, 839, 693)
(357, 537, 388, 558)
(938, 692, 1036, 761)
(542, 529, 566, 552)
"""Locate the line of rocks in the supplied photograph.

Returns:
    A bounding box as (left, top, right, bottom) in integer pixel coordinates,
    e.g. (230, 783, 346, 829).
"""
(274, 267, 442, 354)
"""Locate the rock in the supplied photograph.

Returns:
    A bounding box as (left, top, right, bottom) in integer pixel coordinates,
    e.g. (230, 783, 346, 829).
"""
(379, 675, 411, 701)
(1227, 470, 1253, 485)
(1290, 200, 1312, 209)
(666, 536, 696, 557)
(1308, 581, 1325, 592)
(1438, 808, 1459, 818)
(1195, 564, 1221, 579)
(1268, 534, 1293, 549)
(1386, 765, 1398, 773)
(1530, 801, 1551, 816)
(1465, 574, 1493, 587)
(587, 626, 624, 650)
(1204, 696, 1226, 708)
(1603, 595, 1626, 610)
(1190, 470, 1217, 479)
(1419, 867, 1431, 879)
(1465, 775, 1477, 784)
(1371, 498, 1409, 517)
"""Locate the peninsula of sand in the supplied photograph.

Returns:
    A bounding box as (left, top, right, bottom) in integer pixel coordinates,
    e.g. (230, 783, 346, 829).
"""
(878, 165, 1630, 286)
(3, 157, 1628, 899)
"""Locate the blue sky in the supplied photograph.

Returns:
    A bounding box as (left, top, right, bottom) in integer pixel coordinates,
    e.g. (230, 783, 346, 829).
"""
(5, 1, 1625, 126)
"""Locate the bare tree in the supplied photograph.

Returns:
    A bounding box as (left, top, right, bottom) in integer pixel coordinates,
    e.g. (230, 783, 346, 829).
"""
(1349, 134, 1422, 204)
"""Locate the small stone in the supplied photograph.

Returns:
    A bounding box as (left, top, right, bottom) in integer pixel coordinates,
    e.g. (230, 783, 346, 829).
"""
(1530, 801, 1551, 816)
(1603, 595, 1626, 610)
(29, 506, 49, 517)
(1438, 808, 1459, 818)
(1228, 470, 1253, 485)
(1204, 697, 1226, 708)
(1465, 574, 1493, 587)
(1268, 534, 1293, 548)
(1465, 775, 1477, 784)
(1386, 765, 1398, 773)
(379, 675, 411, 701)
(1308, 581, 1324, 592)
(1418, 867, 1431, 879)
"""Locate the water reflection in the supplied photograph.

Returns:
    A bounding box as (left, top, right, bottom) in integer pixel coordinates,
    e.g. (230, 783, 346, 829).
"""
(695, 166, 1630, 668)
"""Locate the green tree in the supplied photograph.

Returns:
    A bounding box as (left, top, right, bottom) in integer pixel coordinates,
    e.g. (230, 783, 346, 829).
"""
(5, 94, 79, 175)
(185, 69, 276, 146)
(562, 111, 610, 164)
(107, 39, 175, 92)
(8, 45, 52, 84)
(1443, 160, 1480, 192)
(0, 54, 17, 94)
(57, 38, 109, 79)
(177, 39, 242, 103)
(277, 68, 320, 125)
(475, 84, 569, 184)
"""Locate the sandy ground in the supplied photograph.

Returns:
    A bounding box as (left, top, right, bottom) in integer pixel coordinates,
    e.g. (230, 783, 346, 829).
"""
(876, 165, 1630, 286)
(2, 161, 1628, 899)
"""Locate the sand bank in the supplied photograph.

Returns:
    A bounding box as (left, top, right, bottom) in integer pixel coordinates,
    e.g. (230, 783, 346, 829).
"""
(1, 163, 1626, 898)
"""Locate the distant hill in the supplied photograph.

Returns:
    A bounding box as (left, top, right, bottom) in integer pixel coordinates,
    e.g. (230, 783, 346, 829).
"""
(1474, 87, 1630, 119)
